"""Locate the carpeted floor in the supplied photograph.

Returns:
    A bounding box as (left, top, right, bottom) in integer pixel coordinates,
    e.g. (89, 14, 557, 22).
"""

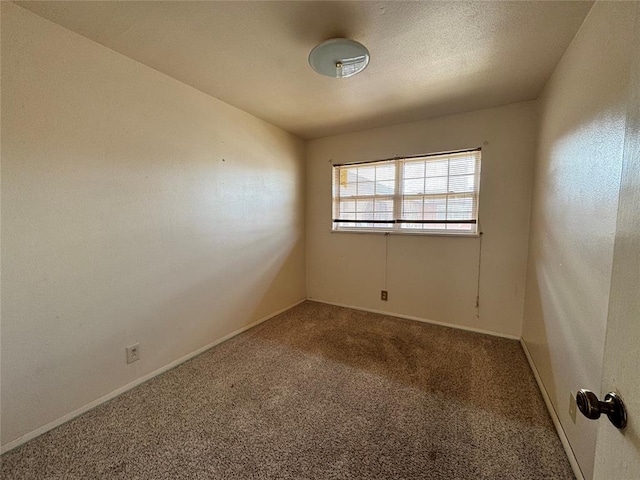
(1, 301, 574, 479)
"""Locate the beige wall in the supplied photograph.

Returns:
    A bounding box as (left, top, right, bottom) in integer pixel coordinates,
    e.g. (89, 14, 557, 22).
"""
(522, 3, 637, 479)
(1, 3, 305, 448)
(306, 101, 537, 338)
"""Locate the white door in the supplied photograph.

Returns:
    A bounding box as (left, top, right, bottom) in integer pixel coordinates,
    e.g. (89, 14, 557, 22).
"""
(593, 8, 640, 478)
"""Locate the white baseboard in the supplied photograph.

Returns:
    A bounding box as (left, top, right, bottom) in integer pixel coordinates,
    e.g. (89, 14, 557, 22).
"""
(307, 298, 520, 340)
(520, 338, 584, 480)
(0, 298, 306, 454)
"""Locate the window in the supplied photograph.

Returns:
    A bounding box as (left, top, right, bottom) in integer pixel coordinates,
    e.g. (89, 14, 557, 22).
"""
(332, 149, 481, 235)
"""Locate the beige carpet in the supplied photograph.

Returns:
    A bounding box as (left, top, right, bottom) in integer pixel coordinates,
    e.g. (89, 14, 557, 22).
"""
(1, 301, 574, 479)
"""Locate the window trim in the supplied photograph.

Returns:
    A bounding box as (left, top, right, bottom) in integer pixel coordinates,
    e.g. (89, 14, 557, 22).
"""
(332, 148, 481, 236)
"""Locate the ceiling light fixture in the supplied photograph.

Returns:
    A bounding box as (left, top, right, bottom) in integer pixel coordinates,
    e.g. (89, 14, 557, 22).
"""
(308, 38, 370, 78)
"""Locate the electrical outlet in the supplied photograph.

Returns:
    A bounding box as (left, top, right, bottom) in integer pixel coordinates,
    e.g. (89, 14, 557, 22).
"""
(126, 343, 140, 364)
(381, 290, 388, 301)
(569, 391, 577, 423)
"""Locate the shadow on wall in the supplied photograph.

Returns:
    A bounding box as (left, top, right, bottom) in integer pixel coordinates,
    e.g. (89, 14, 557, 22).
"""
(523, 0, 636, 376)
(521, 7, 635, 472)
(526, 209, 610, 398)
(146, 224, 305, 362)
(522, 109, 627, 477)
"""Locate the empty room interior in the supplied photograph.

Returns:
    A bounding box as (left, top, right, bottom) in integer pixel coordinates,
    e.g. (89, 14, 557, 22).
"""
(1, 1, 639, 479)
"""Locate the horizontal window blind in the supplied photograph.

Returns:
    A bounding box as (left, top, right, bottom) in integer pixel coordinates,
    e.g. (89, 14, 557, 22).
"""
(332, 149, 481, 234)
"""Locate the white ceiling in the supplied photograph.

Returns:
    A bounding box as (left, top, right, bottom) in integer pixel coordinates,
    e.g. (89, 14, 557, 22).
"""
(16, 1, 593, 139)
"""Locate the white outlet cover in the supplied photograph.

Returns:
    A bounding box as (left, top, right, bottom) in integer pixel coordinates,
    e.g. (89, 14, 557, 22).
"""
(569, 391, 577, 423)
(126, 343, 140, 364)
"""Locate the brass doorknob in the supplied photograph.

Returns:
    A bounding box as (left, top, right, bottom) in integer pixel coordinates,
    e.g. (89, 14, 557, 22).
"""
(576, 389, 627, 429)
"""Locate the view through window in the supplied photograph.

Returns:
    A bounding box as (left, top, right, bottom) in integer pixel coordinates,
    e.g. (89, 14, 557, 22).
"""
(332, 149, 481, 235)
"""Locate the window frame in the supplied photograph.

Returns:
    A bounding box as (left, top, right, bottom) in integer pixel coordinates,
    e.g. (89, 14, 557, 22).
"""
(331, 148, 481, 237)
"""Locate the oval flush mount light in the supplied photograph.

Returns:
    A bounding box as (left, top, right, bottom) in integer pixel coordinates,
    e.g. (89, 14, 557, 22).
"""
(308, 38, 370, 78)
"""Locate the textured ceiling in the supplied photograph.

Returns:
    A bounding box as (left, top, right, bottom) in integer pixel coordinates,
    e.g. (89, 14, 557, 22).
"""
(16, 1, 593, 139)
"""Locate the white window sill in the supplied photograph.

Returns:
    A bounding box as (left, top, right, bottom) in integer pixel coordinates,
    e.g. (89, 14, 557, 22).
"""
(330, 228, 481, 238)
